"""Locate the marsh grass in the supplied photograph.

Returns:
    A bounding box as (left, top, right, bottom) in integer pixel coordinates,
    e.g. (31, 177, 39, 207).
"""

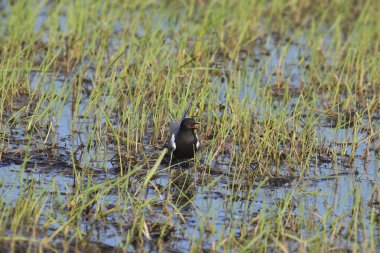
(0, 0, 379, 252)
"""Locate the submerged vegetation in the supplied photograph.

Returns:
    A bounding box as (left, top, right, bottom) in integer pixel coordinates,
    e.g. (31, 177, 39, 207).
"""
(0, 0, 379, 252)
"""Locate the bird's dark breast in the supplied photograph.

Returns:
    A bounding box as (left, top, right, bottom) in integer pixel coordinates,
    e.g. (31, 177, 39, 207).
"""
(173, 132, 198, 159)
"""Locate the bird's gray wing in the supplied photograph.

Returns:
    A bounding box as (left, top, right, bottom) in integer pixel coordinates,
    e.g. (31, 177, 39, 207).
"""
(167, 120, 179, 151)
(166, 98, 194, 149)
(170, 98, 194, 136)
(179, 97, 193, 123)
(169, 120, 180, 136)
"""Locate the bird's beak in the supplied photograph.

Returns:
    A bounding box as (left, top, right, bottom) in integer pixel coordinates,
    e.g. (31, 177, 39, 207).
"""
(189, 122, 200, 129)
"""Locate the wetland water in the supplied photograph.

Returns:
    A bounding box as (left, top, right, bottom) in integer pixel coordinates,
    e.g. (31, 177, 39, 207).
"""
(0, 0, 379, 252)
(1, 41, 379, 252)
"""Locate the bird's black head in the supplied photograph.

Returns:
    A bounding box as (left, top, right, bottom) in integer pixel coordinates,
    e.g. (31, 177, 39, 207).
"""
(180, 118, 200, 131)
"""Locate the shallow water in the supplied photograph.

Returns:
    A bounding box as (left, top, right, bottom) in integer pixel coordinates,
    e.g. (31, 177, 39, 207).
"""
(0, 120, 378, 251)
(1, 78, 379, 251)
(0, 3, 379, 251)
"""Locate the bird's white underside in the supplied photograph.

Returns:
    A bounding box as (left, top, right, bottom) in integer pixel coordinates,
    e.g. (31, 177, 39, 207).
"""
(170, 134, 176, 151)
(196, 134, 200, 149)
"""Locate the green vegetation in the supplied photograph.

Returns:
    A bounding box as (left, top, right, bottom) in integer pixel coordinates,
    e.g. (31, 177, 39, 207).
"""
(0, 0, 379, 252)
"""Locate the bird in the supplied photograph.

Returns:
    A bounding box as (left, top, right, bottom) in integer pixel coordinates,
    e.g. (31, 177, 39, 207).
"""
(167, 100, 200, 160)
